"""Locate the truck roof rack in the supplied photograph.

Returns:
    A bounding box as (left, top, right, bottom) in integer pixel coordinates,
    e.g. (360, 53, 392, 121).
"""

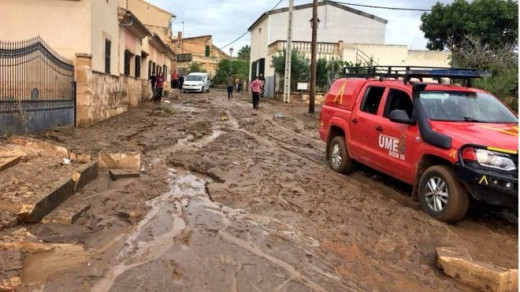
(343, 66, 490, 85)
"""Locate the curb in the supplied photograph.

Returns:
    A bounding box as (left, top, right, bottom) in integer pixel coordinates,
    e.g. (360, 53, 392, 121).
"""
(17, 161, 99, 223)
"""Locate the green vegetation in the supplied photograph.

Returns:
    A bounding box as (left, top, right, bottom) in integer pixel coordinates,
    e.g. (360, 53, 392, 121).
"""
(272, 50, 310, 91)
(420, 0, 518, 50)
(188, 62, 205, 73)
(213, 59, 249, 85)
(237, 45, 250, 61)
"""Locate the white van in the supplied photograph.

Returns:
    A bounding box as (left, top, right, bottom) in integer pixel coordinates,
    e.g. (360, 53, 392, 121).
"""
(182, 72, 210, 93)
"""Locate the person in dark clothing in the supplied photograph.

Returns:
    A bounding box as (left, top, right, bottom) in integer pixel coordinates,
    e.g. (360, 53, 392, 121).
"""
(227, 75, 234, 99)
(149, 73, 157, 100)
(154, 73, 165, 102)
(258, 73, 265, 97)
(178, 74, 184, 89)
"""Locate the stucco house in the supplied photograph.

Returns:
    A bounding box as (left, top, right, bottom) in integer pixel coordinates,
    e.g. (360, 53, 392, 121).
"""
(249, 0, 450, 98)
(0, 0, 174, 127)
(171, 34, 230, 77)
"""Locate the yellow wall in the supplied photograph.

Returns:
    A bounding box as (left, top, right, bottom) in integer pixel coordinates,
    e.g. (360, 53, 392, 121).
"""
(122, 0, 173, 44)
(91, 0, 120, 74)
(0, 0, 91, 60)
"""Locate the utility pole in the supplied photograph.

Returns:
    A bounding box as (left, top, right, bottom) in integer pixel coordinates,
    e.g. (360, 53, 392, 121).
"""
(309, 0, 318, 113)
(283, 0, 294, 103)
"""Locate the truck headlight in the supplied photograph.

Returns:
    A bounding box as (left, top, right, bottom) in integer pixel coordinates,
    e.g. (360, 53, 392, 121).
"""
(475, 149, 516, 171)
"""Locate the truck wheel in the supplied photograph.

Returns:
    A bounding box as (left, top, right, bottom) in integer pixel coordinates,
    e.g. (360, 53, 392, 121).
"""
(418, 165, 469, 223)
(328, 136, 353, 174)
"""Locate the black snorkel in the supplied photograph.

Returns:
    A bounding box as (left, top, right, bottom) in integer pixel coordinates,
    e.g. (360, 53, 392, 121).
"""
(412, 83, 452, 149)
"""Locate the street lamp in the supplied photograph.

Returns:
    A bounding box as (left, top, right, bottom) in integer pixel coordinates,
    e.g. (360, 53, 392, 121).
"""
(309, 17, 321, 29)
(229, 47, 234, 75)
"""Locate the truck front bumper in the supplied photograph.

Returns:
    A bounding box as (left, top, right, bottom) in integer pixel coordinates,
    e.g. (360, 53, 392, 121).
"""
(455, 162, 518, 206)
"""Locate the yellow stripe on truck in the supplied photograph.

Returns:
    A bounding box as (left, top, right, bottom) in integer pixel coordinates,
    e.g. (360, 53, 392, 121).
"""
(487, 146, 518, 155)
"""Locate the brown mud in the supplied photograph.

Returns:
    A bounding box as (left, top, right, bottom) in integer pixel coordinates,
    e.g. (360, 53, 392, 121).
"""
(3, 90, 516, 291)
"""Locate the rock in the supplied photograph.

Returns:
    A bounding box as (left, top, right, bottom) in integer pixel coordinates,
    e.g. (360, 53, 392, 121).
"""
(109, 169, 140, 180)
(41, 202, 90, 225)
(0, 210, 18, 231)
(99, 152, 141, 171)
(69, 151, 92, 163)
(436, 247, 518, 292)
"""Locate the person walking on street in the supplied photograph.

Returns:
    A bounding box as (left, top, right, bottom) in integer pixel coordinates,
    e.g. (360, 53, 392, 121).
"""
(178, 74, 184, 89)
(250, 76, 263, 110)
(149, 72, 157, 100)
(171, 70, 179, 89)
(227, 75, 234, 99)
(154, 73, 165, 103)
(258, 73, 265, 97)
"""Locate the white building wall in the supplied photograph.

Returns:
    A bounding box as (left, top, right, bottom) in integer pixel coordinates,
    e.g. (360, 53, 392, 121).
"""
(268, 5, 385, 45)
(249, 17, 270, 81)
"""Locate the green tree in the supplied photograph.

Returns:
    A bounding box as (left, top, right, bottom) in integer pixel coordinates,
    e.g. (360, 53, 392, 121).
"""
(188, 62, 205, 73)
(451, 37, 518, 110)
(237, 45, 250, 61)
(420, 0, 518, 50)
(214, 59, 249, 85)
(272, 50, 310, 91)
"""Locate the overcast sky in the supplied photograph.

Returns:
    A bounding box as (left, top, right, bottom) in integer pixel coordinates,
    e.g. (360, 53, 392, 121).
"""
(147, 0, 452, 52)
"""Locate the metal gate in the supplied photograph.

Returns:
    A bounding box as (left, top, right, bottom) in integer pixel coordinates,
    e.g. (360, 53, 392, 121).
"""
(0, 36, 75, 135)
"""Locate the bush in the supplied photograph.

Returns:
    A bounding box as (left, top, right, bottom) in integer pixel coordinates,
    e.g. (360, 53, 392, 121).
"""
(214, 59, 249, 85)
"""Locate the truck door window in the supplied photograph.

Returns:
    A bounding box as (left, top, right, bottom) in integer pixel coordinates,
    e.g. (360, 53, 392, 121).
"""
(384, 89, 413, 118)
(360, 86, 385, 115)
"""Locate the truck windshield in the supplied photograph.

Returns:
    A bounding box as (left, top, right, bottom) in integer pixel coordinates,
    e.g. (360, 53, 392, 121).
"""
(186, 75, 203, 81)
(420, 91, 517, 123)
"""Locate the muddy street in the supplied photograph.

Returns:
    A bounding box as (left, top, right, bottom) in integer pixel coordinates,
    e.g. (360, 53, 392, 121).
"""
(2, 90, 517, 291)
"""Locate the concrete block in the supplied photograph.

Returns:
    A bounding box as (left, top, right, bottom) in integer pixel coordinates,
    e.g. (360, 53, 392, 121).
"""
(8, 136, 69, 156)
(436, 247, 518, 292)
(72, 161, 99, 190)
(17, 161, 98, 223)
(109, 169, 140, 180)
(0, 155, 23, 173)
(99, 151, 141, 171)
(17, 177, 75, 223)
(41, 202, 90, 225)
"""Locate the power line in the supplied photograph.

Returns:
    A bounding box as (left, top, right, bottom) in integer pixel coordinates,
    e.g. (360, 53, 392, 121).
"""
(271, 0, 284, 11)
(219, 0, 285, 50)
(336, 1, 431, 12)
(219, 31, 249, 50)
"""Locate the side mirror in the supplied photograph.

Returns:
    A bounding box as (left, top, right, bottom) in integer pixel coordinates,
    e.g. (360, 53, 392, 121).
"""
(389, 110, 415, 125)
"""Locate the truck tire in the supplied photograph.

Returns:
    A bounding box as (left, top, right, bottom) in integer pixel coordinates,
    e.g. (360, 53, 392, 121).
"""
(328, 136, 353, 174)
(418, 165, 469, 223)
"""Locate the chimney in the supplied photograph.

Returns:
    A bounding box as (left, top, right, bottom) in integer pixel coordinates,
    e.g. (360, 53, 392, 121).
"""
(177, 31, 182, 40)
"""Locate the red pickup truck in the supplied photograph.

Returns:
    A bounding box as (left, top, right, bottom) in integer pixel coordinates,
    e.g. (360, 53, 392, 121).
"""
(319, 67, 518, 222)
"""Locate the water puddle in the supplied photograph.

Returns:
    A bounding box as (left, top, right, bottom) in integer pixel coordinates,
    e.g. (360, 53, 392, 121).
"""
(171, 129, 225, 152)
(91, 169, 345, 292)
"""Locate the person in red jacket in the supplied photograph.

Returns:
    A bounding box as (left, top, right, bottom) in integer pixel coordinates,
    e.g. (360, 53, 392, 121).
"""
(154, 73, 165, 102)
(250, 76, 263, 110)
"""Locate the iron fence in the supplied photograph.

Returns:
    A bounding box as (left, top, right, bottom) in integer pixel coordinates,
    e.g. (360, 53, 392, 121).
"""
(0, 36, 75, 135)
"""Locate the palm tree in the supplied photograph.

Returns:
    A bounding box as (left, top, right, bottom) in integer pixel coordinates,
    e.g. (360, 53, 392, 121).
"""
(237, 45, 250, 62)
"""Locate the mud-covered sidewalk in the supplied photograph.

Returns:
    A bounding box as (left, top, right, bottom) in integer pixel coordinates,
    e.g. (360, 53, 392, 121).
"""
(1, 89, 517, 291)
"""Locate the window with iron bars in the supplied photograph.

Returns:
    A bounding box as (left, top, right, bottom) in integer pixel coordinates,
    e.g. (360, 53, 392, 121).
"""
(124, 50, 132, 76)
(135, 56, 141, 78)
(105, 39, 111, 74)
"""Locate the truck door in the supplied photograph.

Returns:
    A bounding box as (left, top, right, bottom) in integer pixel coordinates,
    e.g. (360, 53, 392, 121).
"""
(349, 85, 387, 170)
(375, 88, 418, 183)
